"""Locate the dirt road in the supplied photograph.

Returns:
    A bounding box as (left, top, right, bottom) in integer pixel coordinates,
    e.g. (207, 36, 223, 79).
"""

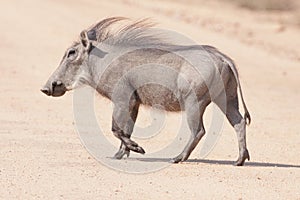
(0, 0, 299, 199)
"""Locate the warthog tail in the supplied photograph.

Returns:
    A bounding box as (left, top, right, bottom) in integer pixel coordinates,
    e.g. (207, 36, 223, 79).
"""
(214, 50, 251, 125)
(227, 60, 251, 125)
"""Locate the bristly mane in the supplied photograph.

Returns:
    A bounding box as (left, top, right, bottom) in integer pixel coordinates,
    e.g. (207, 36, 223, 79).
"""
(85, 17, 168, 47)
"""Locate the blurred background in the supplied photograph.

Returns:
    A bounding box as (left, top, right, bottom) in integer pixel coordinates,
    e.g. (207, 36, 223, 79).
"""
(0, 0, 299, 199)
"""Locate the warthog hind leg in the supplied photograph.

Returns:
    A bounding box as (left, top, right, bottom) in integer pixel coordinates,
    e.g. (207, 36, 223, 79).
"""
(226, 98, 250, 166)
(171, 96, 210, 163)
(234, 147, 250, 166)
(231, 117, 249, 166)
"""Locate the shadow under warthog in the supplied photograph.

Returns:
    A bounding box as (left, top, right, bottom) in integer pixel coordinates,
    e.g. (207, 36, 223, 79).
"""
(117, 157, 300, 168)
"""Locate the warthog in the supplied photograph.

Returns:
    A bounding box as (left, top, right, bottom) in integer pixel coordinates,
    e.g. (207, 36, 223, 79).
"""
(41, 17, 251, 166)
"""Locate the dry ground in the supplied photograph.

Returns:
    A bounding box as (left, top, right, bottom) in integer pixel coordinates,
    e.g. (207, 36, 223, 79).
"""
(0, 0, 299, 199)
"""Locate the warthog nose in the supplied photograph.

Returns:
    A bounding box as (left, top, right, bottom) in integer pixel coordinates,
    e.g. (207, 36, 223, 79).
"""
(40, 87, 50, 96)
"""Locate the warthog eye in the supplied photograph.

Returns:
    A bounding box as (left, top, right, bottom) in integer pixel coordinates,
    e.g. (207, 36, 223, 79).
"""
(67, 49, 77, 58)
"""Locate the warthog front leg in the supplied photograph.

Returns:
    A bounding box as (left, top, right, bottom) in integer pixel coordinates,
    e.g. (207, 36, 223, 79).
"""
(114, 102, 140, 159)
(112, 102, 144, 158)
(112, 128, 145, 155)
(114, 142, 130, 159)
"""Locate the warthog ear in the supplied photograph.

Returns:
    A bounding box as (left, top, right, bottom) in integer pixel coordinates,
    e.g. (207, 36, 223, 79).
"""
(80, 30, 92, 52)
(87, 30, 97, 41)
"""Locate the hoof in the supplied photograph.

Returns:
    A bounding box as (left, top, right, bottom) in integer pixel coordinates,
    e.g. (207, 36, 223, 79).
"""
(130, 146, 145, 154)
(114, 148, 130, 159)
(124, 139, 145, 154)
(234, 149, 250, 166)
(170, 158, 180, 164)
(170, 154, 187, 163)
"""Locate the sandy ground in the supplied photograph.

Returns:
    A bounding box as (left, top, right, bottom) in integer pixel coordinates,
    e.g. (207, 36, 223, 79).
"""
(0, 0, 300, 199)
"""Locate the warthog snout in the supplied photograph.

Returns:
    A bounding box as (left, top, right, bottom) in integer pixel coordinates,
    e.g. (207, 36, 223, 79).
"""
(41, 80, 66, 97)
(40, 87, 50, 96)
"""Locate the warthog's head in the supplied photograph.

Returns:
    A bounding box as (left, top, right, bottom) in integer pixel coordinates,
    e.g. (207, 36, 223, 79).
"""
(41, 31, 94, 97)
